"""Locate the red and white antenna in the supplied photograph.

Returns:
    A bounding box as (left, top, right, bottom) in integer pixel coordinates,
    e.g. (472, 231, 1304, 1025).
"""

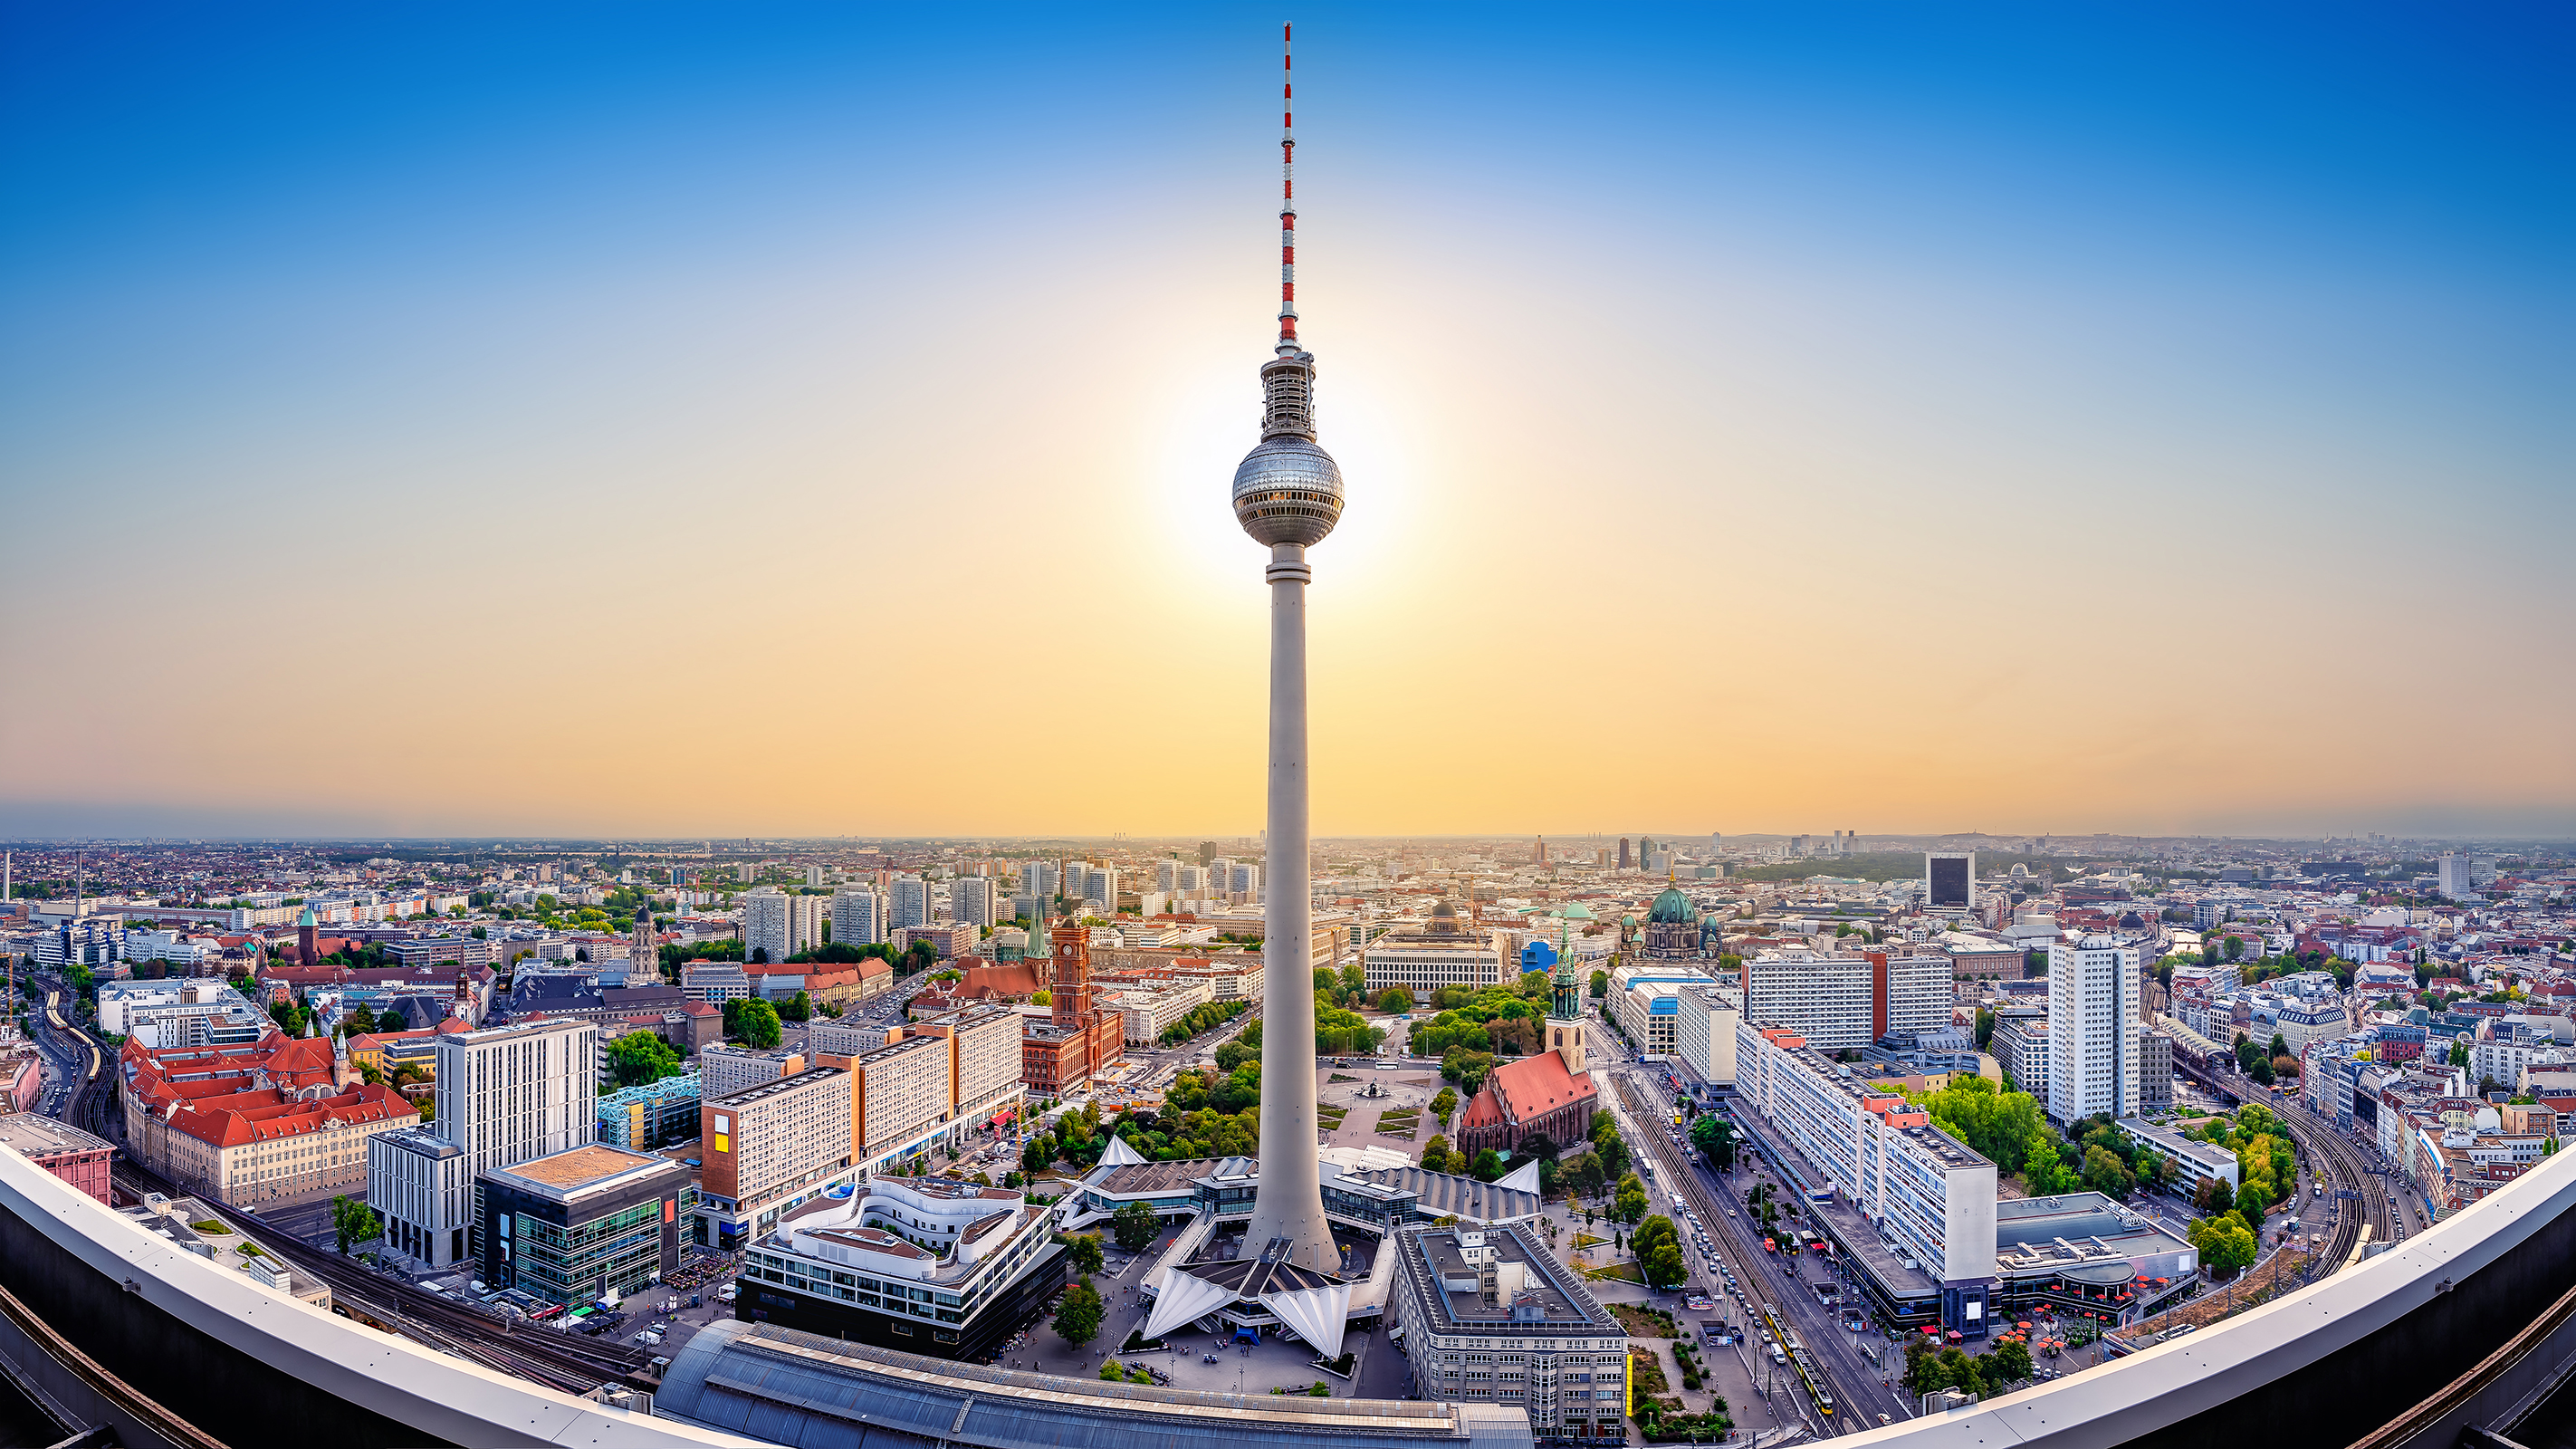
(1278, 22, 1298, 353)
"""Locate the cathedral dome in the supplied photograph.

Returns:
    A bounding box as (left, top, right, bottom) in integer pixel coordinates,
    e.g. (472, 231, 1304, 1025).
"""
(1647, 887, 1695, 925)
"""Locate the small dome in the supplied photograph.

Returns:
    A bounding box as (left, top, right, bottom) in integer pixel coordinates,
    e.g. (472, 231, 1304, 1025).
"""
(1648, 887, 1695, 925)
(1560, 901, 1596, 921)
(1428, 899, 1461, 935)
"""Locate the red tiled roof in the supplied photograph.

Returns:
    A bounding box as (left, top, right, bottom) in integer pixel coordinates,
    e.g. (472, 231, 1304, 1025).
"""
(1485, 1051, 1596, 1127)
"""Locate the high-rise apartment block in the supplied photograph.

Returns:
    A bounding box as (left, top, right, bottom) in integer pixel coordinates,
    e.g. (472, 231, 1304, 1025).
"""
(951, 877, 995, 928)
(698, 1067, 856, 1249)
(1225, 863, 1260, 903)
(1738, 949, 1949, 1051)
(1733, 1023, 1997, 1331)
(1020, 859, 1059, 897)
(2437, 853, 2473, 898)
(699, 1044, 809, 1099)
(890, 876, 931, 931)
(790, 893, 827, 958)
(742, 888, 792, 966)
(830, 887, 883, 946)
(2047, 935, 2141, 1125)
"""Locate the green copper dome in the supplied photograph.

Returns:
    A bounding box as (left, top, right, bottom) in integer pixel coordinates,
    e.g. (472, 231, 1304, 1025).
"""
(1647, 887, 1694, 925)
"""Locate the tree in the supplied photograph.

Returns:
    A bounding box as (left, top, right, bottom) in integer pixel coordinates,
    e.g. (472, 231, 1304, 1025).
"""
(904, 939, 939, 974)
(1023, 1135, 1058, 1175)
(346, 1003, 378, 1036)
(1690, 1114, 1735, 1172)
(1423, 1134, 1452, 1170)
(1053, 1277, 1104, 1348)
(2449, 1040, 2471, 1070)
(1589, 970, 1609, 999)
(1058, 1232, 1106, 1275)
(2082, 1145, 2134, 1200)
(1429, 1088, 1458, 1124)
(2188, 1213, 2257, 1277)
(330, 1195, 381, 1256)
(1374, 986, 1414, 1014)
(1633, 1215, 1686, 1291)
(1972, 1007, 1997, 1052)
(1111, 1201, 1160, 1252)
(737, 998, 783, 1049)
(780, 990, 812, 1023)
(1470, 1147, 1507, 1182)
(1614, 1172, 1647, 1223)
(607, 1030, 684, 1089)
(1986, 1337, 2035, 1387)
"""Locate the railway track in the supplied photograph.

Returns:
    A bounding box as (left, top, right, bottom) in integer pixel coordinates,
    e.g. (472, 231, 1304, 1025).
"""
(1613, 1073, 1850, 1433)
(2172, 1055, 2388, 1281)
(110, 1159, 650, 1396)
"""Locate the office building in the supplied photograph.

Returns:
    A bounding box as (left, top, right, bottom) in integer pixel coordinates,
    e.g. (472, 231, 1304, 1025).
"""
(890, 876, 932, 932)
(734, 1176, 1065, 1361)
(1225, 862, 1259, 903)
(2139, 1032, 2175, 1112)
(1080, 867, 1118, 914)
(831, 887, 884, 947)
(1387, 1222, 1627, 1444)
(1926, 852, 1976, 912)
(2047, 935, 2142, 1125)
(682, 960, 752, 1003)
(1019, 859, 1059, 897)
(597, 1072, 703, 1150)
(742, 889, 792, 967)
(1155, 859, 1183, 896)
(369, 1017, 599, 1269)
(477, 1144, 690, 1309)
(1363, 902, 1507, 997)
(699, 1068, 857, 1249)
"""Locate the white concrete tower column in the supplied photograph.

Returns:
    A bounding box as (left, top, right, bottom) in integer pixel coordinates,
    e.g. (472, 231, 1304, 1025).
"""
(1249, 542, 1333, 1267)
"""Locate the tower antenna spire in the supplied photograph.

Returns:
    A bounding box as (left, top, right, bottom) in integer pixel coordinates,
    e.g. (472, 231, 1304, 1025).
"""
(1278, 23, 1298, 352)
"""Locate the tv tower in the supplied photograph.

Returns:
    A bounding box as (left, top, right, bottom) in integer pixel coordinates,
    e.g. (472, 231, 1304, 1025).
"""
(1236, 22, 1343, 1270)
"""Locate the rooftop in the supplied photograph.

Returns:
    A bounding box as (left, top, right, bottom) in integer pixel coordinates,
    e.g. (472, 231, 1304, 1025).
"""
(0, 1113, 111, 1156)
(1396, 1222, 1616, 1332)
(484, 1143, 682, 1201)
(707, 1065, 847, 1108)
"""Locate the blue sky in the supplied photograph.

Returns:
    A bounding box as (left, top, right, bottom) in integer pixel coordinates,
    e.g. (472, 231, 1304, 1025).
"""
(2, 3, 2568, 839)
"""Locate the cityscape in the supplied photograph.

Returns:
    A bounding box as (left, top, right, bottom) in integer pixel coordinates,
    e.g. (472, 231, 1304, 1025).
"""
(1, 7, 2569, 1449)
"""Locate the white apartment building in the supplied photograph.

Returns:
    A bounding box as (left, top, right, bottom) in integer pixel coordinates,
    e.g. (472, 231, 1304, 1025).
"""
(1734, 1022, 1998, 1324)
(1738, 950, 1951, 1052)
(951, 878, 996, 928)
(1106, 978, 1216, 1044)
(1671, 986, 1740, 1086)
(742, 889, 792, 967)
(890, 876, 931, 932)
(700, 1044, 812, 1099)
(830, 887, 884, 946)
(2437, 853, 2473, 898)
(2047, 935, 2141, 1125)
(790, 894, 827, 957)
(699, 1068, 857, 1249)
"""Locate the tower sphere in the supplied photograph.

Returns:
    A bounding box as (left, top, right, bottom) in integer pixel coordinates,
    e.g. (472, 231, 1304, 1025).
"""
(1231, 434, 1344, 547)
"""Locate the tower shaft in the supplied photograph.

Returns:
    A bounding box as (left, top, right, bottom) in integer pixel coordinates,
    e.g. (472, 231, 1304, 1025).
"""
(1249, 541, 1333, 1267)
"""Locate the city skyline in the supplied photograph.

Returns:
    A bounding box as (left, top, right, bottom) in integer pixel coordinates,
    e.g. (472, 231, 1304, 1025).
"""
(4, 5, 2569, 840)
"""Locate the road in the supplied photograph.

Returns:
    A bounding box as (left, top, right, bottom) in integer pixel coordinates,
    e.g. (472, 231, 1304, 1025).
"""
(1605, 1064, 1887, 1435)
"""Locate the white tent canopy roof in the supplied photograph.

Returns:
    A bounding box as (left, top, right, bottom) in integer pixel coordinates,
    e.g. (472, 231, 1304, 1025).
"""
(1143, 1267, 1238, 1342)
(1259, 1281, 1353, 1361)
